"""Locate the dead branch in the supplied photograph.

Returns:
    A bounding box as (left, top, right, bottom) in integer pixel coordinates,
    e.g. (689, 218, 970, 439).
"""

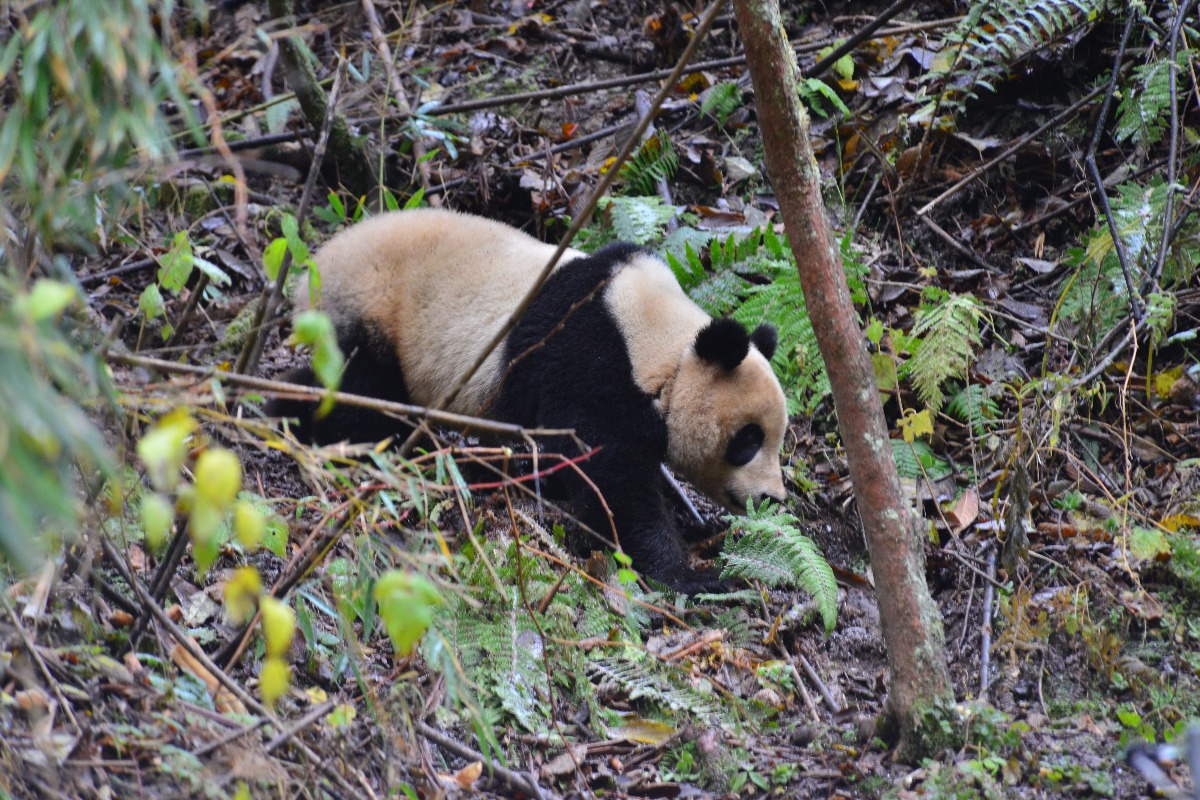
(99, 535, 365, 799)
(108, 351, 578, 439)
(400, 0, 727, 455)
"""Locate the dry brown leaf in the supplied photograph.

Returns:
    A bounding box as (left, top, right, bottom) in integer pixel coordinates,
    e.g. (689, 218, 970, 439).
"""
(945, 488, 979, 534)
(170, 641, 248, 715)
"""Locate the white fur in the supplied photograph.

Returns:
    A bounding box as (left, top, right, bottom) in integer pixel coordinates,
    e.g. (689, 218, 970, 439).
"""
(306, 208, 581, 414)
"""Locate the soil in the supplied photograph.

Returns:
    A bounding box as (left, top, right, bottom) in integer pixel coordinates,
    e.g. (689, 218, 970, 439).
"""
(2, 0, 1199, 798)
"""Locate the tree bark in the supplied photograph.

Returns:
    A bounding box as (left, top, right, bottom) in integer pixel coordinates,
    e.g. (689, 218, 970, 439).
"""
(732, 0, 955, 757)
(267, 0, 378, 199)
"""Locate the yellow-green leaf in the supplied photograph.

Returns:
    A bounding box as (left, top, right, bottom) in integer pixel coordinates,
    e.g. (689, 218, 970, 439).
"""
(224, 566, 263, 623)
(194, 448, 241, 509)
(326, 703, 357, 728)
(137, 410, 197, 492)
(259, 596, 295, 658)
(233, 500, 265, 550)
(260, 655, 290, 708)
(898, 408, 933, 443)
(23, 279, 76, 320)
(374, 571, 442, 656)
(141, 492, 174, 552)
(189, 500, 223, 573)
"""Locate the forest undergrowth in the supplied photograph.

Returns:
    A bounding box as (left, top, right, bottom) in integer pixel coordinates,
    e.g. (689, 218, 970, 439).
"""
(0, 0, 1198, 797)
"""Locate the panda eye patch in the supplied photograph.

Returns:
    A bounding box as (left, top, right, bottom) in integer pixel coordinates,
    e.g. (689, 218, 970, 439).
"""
(725, 424, 764, 467)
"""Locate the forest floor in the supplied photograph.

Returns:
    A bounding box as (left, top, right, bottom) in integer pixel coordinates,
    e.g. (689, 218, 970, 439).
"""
(2, 0, 1199, 798)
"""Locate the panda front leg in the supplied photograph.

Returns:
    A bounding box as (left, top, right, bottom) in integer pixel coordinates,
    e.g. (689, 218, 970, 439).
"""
(570, 443, 722, 594)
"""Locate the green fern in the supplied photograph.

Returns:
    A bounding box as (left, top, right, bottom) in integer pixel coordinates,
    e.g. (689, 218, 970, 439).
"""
(596, 195, 677, 245)
(1058, 177, 1197, 353)
(1116, 51, 1193, 148)
(618, 131, 678, 197)
(904, 291, 984, 413)
(945, 383, 1000, 435)
(719, 500, 837, 634)
(932, 0, 1116, 120)
(700, 82, 743, 127)
(588, 655, 723, 719)
(891, 439, 953, 481)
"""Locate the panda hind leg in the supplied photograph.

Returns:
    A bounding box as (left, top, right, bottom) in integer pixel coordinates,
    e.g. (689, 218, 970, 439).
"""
(267, 317, 415, 445)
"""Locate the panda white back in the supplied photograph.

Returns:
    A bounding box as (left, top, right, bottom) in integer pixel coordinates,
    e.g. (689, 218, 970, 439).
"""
(308, 208, 583, 414)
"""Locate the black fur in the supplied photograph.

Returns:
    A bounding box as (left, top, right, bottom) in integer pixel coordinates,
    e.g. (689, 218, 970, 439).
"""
(493, 243, 718, 592)
(751, 323, 778, 360)
(724, 424, 764, 467)
(268, 317, 415, 445)
(694, 317, 751, 371)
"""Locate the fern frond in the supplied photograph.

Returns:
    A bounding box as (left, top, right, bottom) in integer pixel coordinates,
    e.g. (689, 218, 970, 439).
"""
(618, 131, 678, 197)
(599, 195, 677, 245)
(700, 82, 743, 126)
(891, 439, 953, 481)
(933, 0, 1117, 120)
(944, 383, 1000, 435)
(905, 293, 984, 413)
(1116, 52, 1192, 148)
(588, 656, 722, 719)
(719, 501, 837, 634)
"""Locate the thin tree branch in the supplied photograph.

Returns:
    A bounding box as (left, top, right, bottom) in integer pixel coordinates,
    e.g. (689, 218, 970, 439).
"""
(396, 0, 727, 456)
(1084, 12, 1141, 320)
(917, 86, 1103, 217)
(1144, 0, 1199, 293)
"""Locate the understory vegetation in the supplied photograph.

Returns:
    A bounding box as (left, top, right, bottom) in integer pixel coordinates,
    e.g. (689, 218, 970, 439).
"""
(1, 0, 1198, 797)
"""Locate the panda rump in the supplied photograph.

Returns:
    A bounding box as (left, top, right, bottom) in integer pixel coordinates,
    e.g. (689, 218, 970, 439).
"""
(277, 208, 788, 591)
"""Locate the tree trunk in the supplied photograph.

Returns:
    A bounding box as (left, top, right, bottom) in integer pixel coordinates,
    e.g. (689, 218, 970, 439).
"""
(732, 0, 956, 757)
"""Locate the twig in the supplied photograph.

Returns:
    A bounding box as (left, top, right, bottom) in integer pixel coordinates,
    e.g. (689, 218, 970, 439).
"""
(978, 548, 996, 702)
(917, 214, 994, 270)
(1145, 0, 1199, 293)
(80, 257, 157, 287)
(193, 715, 272, 758)
(265, 700, 337, 752)
(163, 274, 210, 350)
(129, 519, 191, 649)
(663, 630, 724, 662)
(1084, 12, 1141, 320)
(916, 86, 1103, 217)
(791, 663, 823, 723)
(1066, 315, 1148, 392)
(361, 0, 435, 202)
(235, 59, 347, 377)
(107, 351, 576, 439)
(1011, 156, 1169, 235)
(398, 0, 727, 456)
(634, 90, 677, 227)
(806, 0, 918, 78)
(99, 535, 362, 800)
(796, 649, 840, 712)
(0, 595, 81, 734)
(413, 720, 545, 799)
(172, 22, 948, 155)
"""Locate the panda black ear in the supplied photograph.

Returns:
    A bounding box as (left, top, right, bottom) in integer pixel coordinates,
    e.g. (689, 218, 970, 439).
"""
(751, 323, 777, 360)
(694, 318, 751, 372)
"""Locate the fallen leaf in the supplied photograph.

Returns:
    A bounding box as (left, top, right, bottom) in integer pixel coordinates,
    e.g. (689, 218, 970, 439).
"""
(541, 744, 588, 778)
(945, 489, 979, 534)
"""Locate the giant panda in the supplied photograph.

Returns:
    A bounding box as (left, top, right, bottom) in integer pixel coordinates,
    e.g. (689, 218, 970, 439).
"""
(274, 208, 789, 591)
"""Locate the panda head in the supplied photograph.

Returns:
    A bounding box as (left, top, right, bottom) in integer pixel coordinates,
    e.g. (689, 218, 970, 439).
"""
(664, 318, 788, 511)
